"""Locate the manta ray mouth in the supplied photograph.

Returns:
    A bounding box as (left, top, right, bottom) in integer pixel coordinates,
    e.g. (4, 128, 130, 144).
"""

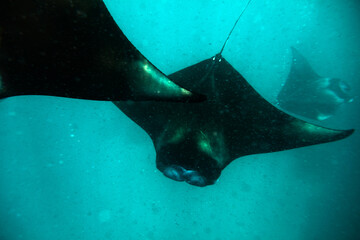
(162, 165, 208, 187)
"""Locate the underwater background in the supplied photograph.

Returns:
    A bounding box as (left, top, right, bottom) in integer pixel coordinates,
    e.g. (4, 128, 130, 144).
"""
(0, 0, 359, 239)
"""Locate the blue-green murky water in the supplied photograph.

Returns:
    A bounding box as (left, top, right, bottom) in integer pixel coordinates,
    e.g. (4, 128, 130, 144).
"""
(1, 0, 359, 239)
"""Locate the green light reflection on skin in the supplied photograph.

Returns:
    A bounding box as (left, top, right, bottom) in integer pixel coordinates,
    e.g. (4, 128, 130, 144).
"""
(141, 62, 192, 96)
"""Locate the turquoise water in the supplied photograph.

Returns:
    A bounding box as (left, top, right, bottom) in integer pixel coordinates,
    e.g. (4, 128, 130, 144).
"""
(0, 0, 359, 239)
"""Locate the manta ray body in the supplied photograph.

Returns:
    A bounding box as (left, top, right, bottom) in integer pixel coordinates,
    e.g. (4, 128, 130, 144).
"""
(277, 47, 353, 121)
(115, 54, 354, 186)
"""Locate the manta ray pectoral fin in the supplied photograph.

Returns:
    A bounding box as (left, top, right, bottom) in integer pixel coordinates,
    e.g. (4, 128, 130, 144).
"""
(225, 113, 355, 171)
(281, 119, 354, 149)
(277, 47, 320, 102)
(0, 0, 203, 102)
(277, 47, 321, 104)
(205, 57, 355, 170)
(289, 46, 320, 81)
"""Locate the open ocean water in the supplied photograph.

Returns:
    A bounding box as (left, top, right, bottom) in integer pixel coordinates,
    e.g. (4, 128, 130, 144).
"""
(0, 0, 359, 239)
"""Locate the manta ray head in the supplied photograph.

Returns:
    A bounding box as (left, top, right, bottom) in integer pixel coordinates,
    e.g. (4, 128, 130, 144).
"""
(327, 78, 353, 103)
(155, 141, 222, 187)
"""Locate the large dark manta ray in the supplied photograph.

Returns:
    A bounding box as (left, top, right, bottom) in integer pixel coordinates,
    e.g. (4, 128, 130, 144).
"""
(0, 0, 354, 187)
(115, 54, 354, 187)
(114, 2, 355, 186)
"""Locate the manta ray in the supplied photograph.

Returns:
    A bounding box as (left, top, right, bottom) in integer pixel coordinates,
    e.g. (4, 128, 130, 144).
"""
(277, 47, 353, 121)
(0, 0, 355, 187)
(114, 54, 354, 187)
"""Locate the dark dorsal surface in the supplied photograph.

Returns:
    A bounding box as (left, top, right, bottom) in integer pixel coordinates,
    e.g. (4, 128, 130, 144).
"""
(0, 0, 201, 102)
(115, 55, 354, 186)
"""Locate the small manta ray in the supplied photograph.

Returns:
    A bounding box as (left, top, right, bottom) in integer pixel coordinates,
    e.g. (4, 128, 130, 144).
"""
(277, 47, 353, 121)
(0, 0, 202, 102)
(0, 0, 355, 187)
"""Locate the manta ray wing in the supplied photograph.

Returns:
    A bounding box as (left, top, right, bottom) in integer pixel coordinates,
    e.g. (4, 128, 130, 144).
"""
(287, 47, 320, 85)
(0, 0, 202, 102)
(115, 55, 354, 186)
(212, 58, 353, 159)
(277, 47, 321, 107)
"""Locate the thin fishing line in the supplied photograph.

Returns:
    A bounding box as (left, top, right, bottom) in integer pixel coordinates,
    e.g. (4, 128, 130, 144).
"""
(218, 0, 253, 55)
